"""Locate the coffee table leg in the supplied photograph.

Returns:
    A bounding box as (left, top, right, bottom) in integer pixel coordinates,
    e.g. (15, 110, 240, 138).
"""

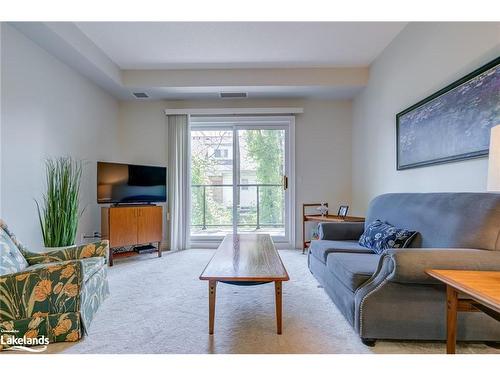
(446, 285, 458, 354)
(209, 280, 217, 334)
(275, 281, 282, 335)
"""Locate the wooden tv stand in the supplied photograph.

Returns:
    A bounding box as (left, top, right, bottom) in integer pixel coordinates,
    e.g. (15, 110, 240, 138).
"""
(101, 205, 163, 266)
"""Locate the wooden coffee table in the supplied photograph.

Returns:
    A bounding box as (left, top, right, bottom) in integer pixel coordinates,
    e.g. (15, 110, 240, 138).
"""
(199, 233, 289, 335)
(426, 269, 500, 354)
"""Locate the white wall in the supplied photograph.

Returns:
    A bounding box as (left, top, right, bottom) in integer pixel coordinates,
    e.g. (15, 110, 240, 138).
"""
(117, 100, 169, 243)
(118, 101, 168, 165)
(1, 24, 121, 249)
(352, 22, 500, 215)
(119, 98, 353, 248)
(295, 100, 353, 248)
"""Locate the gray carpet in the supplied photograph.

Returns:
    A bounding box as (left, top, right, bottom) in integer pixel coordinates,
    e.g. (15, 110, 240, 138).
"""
(42, 249, 498, 354)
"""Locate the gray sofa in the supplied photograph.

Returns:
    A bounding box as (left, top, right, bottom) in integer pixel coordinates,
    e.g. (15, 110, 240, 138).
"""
(308, 192, 500, 345)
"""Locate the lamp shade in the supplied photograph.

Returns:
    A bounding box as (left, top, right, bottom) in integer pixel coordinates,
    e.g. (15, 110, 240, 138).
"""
(487, 125, 500, 192)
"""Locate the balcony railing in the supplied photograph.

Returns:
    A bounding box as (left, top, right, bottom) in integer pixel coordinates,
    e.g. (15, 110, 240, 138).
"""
(191, 183, 284, 231)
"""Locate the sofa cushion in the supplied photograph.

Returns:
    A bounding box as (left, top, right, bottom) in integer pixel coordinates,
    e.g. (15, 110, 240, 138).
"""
(310, 240, 371, 263)
(26, 257, 105, 282)
(359, 219, 417, 254)
(326, 253, 381, 292)
(0, 227, 29, 276)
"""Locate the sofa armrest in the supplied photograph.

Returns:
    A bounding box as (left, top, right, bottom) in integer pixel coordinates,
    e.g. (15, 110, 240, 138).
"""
(385, 248, 500, 284)
(0, 261, 83, 322)
(317, 222, 365, 241)
(23, 240, 109, 265)
(352, 248, 500, 334)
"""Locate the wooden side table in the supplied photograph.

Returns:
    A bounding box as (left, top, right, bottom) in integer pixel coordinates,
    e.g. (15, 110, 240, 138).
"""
(426, 269, 500, 354)
(302, 203, 364, 254)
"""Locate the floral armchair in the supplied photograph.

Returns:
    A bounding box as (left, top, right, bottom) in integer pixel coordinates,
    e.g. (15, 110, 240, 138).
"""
(0, 220, 110, 350)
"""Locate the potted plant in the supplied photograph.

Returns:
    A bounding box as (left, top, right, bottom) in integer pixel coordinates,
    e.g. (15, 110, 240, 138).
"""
(36, 157, 83, 250)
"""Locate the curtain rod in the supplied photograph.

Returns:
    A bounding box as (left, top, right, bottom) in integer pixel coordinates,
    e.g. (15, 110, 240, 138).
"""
(164, 107, 303, 115)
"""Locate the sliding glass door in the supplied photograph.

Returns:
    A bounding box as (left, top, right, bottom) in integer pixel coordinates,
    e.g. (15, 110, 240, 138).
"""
(190, 117, 294, 245)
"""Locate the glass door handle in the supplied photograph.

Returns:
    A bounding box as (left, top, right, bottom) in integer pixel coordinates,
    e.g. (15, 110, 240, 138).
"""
(283, 175, 289, 190)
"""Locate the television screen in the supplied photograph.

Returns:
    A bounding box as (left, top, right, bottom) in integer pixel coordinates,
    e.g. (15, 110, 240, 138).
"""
(97, 162, 167, 204)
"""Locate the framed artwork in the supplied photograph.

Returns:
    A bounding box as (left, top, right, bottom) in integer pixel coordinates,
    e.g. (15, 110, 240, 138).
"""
(396, 57, 500, 170)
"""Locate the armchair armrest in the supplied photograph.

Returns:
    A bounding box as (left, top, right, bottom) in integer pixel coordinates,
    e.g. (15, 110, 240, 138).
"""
(385, 248, 500, 284)
(0, 261, 83, 322)
(23, 240, 109, 265)
(317, 222, 365, 241)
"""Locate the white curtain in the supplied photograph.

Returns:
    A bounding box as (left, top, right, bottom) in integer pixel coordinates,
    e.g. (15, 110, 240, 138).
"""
(167, 115, 190, 250)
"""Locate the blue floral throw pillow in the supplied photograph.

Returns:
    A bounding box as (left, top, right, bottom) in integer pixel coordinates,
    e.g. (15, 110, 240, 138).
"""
(359, 220, 417, 254)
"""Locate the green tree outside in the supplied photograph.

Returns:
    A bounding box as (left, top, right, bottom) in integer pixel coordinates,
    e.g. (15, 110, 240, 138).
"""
(243, 129, 284, 227)
(190, 129, 284, 232)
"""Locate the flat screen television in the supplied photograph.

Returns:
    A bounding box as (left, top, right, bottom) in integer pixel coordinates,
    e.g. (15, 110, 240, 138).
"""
(97, 162, 167, 204)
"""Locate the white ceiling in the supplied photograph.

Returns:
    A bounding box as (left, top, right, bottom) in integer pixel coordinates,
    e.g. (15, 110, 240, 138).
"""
(76, 22, 406, 69)
(13, 22, 406, 100)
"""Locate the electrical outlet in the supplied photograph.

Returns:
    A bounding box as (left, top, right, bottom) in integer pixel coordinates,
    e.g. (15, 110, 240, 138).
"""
(81, 232, 100, 242)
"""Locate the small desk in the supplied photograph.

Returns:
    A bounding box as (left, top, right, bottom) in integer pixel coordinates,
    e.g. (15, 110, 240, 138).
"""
(426, 269, 500, 354)
(200, 234, 289, 335)
(302, 202, 364, 254)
